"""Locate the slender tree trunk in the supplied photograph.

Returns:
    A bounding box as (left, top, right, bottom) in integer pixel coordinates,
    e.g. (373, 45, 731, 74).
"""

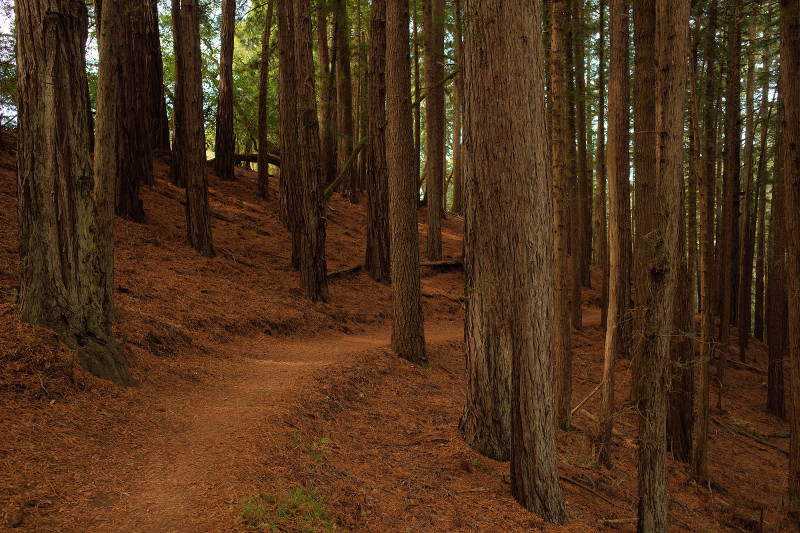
(15, 0, 133, 386)
(595, 0, 609, 329)
(182, 0, 215, 257)
(463, 0, 568, 522)
(717, 0, 742, 391)
(364, 0, 390, 284)
(779, 0, 800, 505)
(450, 0, 463, 216)
(598, 0, 629, 464)
(574, 0, 591, 288)
(693, 0, 718, 481)
(413, 0, 421, 192)
(170, 0, 186, 188)
(634, 2, 689, 530)
(549, 0, 573, 431)
(754, 57, 772, 342)
(423, 0, 445, 260)
(687, 31, 700, 318)
(278, 0, 298, 233)
(737, 20, 758, 362)
(767, 143, 787, 418)
(257, 0, 276, 199)
(294, 0, 329, 302)
(567, 4, 583, 332)
(318, 2, 337, 186)
(145, 0, 170, 154)
(386, 0, 426, 365)
(335, 0, 355, 202)
(214, 0, 236, 181)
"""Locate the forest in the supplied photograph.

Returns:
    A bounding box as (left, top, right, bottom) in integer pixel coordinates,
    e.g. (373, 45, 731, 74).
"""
(0, 0, 799, 530)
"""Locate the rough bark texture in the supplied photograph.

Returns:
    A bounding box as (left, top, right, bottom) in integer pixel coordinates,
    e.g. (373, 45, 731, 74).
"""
(214, 0, 236, 181)
(598, 0, 629, 465)
(15, 0, 134, 386)
(693, 0, 717, 481)
(767, 147, 787, 419)
(169, 0, 186, 188)
(463, 0, 568, 522)
(780, 0, 800, 506)
(278, 0, 298, 231)
(181, 0, 215, 257)
(145, 0, 170, 154)
(364, 0, 390, 284)
(450, 0, 463, 216)
(423, 0, 445, 260)
(595, 0, 609, 329)
(633, 2, 688, 530)
(257, 0, 276, 199)
(549, 0, 573, 431)
(386, 0, 426, 365)
(753, 58, 771, 342)
(318, 2, 337, 186)
(567, 7, 582, 332)
(294, 0, 329, 302)
(413, 0, 421, 196)
(335, 0, 355, 202)
(574, 0, 591, 288)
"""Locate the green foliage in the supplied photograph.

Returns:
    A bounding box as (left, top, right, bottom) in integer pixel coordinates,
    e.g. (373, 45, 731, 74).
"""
(0, 0, 16, 126)
(238, 482, 334, 532)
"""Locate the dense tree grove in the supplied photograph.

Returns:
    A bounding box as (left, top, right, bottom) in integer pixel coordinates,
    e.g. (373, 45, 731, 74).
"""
(4, 0, 799, 524)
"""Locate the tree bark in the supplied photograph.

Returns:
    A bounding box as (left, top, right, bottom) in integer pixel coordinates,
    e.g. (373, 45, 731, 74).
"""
(181, 0, 215, 257)
(779, 0, 800, 505)
(145, 0, 170, 154)
(549, 0, 573, 431)
(257, 0, 276, 199)
(169, 0, 186, 188)
(334, 0, 356, 202)
(278, 0, 298, 232)
(214, 0, 236, 181)
(463, 0, 568, 523)
(753, 57, 772, 342)
(413, 0, 421, 197)
(567, 3, 582, 332)
(294, 0, 329, 302)
(364, 0, 390, 284)
(595, 0, 609, 329)
(423, 0, 445, 260)
(318, 1, 337, 186)
(574, 0, 591, 288)
(450, 0, 463, 216)
(386, 0, 426, 365)
(15, 0, 133, 386)
(598, 0, 630, 465)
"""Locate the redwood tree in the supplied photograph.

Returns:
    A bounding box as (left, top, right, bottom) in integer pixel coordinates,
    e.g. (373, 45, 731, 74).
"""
(386, 0, 426, 365)
(463, 0, 567, 522)
(214, 0, 236, 181)
(257, 0, 275, 199)
(423, 0, 445, 261)
(15, 0, 133, 385)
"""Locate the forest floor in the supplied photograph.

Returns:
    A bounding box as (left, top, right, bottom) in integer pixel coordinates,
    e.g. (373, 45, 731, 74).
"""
(0, 129, 795, 532)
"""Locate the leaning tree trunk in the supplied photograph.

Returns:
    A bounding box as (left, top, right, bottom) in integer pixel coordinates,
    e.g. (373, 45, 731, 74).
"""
(15, 0, 134, 386)
(463, 0, 568, 522)
(386, 0, 426, 365)
(181, 0, 215, 257)
(598, 0, 629, 465)
(214, 0, 236, 181)
(364, 0, 391, 284)
(549, 0, 573, 431)
(779, 0, 800, 504)
(257, 0, 275, 199)
(294, 0, 329, 302)
(423, 0, 445, 261)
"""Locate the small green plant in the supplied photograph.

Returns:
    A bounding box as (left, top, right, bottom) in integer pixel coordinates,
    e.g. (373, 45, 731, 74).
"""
(238, 482, 334, 532)
(308, 437, 332, 462)
(8, 287, 18, 304)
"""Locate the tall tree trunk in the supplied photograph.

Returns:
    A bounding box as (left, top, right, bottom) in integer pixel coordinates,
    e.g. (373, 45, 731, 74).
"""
(15, 0, 133, 386)
(598, 0, 630, 464)
(294, 0, 329, 302)
(169, 0, 186, 188)
(737, 20, 758, 362)
(549, 0, 573, 431)
(257, 0, 276, 199)
(278, 0, 298, 233)
(753, 57, 772, 342)
(423, 0, 445, 260)
(595, 0, 609, 329)
(463, 0, 568, 522)
(779, 0, 800, 505)
(717, 0, 742, 391)
(145, 0, 171, 154)
(181, 0, 215, 257)
(318, 1, 337, 186)
(386, 0, 426, 365)
(634, 2, 689, 529)
(693, 0, 718, 482)
(767, 139, 787, 418)
(364, 0, 390, 284)
(574, 0, 591, 288)
(450, 0, 463, 216)
(567, 3, 583, 332)
(413, 0, 421, 191)
(335, 0, 356, 202)
(214, 0, 236, 181)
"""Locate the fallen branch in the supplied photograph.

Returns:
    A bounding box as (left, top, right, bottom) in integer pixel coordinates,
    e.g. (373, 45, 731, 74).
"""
(711, 417, 789, 456)
(178, 198, 232, 222)
(420, 259, 463, 269)
(328, 264, 362, 279)
(571, 383, 602, 416)
(560, 476, 625, 510)
(324, 139, 367, 202)
(600, 517, 637, 528)
(726, 358, 766, 374)
(207, 152, 281, 167)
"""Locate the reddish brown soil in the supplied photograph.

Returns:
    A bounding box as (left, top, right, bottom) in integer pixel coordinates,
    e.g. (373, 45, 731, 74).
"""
(0, 129, 795, 532)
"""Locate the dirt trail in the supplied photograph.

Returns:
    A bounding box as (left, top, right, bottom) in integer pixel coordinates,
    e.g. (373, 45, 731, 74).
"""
(91, 321, 462, 533)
